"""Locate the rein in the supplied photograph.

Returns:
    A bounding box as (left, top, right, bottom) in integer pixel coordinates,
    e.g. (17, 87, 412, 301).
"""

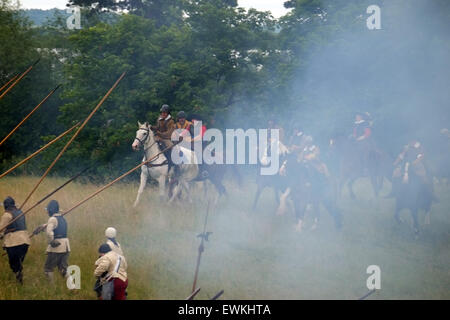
(135, 127, 167, 167)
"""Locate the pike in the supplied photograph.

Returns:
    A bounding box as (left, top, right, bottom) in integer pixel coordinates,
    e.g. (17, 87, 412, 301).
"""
(185, 287, 201, 300)
(0, 166, 91, 246)
(31, 140, 182, 238)
(0, 73, 19, 93)
(19, 72, 126, 210)
(0, 84, 61, 147)
(0, 123, 80, 180)
(191, 200, 212, 294)
(358, 289, 376, 300)
(211, 290, 224, 300)
(0, 59, 40, 100)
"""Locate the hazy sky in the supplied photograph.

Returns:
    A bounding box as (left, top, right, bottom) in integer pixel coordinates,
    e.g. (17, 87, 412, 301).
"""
(19, 0, 290, 18)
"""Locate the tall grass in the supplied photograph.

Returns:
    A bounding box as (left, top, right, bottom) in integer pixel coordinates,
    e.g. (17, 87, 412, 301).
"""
(0, 175, 448, 299)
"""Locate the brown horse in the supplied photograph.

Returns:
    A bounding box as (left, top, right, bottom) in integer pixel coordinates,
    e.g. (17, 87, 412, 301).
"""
(327, 134, 393, 200)
(393, 170, 433, 238)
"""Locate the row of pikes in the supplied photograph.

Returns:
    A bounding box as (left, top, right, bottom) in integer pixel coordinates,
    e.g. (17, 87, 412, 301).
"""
(0, 63, 223, 300)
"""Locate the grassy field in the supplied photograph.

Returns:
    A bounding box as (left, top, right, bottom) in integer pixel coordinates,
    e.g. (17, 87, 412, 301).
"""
(0, 174, 448, 300)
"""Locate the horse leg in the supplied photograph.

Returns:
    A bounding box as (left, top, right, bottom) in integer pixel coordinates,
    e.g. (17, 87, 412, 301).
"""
(276, 187, 291, 216)
(274, 186, 280, 206)
(309, 203, 319, 230)
(133, 169, 148, 208)
(294, 201, 307, 233)
(211, 178, 226, 197)
(158, 174, 167, 201)
(252, 184, 264, 211)
(169, 181, 182, 203)
(411, 207, 420, 238)
(322, 197, 342, 230)
(182, 180, 193, 204)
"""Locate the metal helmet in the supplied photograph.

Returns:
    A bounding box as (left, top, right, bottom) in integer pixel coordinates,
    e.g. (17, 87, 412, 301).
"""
(160, 104, 170, 113)
(46, 200, 59, 216)
(105, 227, 117, 238)
(177, 111, 186, 119)
(3, 196, 15, 210)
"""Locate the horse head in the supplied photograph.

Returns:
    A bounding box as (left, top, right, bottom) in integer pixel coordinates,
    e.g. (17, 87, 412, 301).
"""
(132, 121, 154, 151)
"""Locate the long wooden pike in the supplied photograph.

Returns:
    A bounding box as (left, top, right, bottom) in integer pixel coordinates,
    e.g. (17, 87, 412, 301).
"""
(30, 140, 181, 238)
(0, 74, 19, 93)
(358, 289, 376, 300)
(186, 287, 201, 300)
(211, 290, 224, 300)
(0, 166, 91, 235)
(0, 84, 61, 147)
(0, 123, 80, 180)
(0, 59, 40, 100)
(19, 71, 126, 210)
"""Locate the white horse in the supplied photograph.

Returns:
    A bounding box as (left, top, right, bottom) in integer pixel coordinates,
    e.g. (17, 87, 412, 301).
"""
(131, 121, 199, 207)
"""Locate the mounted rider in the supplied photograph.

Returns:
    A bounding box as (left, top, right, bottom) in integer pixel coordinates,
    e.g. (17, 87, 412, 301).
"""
(352, 112, 374, 170)
(299, 136, 330, 178)
(150, 104, 177, 170)
(391, 139, 435, 199)
(288, 125, 307, 154)
(268, 118, 285, 145)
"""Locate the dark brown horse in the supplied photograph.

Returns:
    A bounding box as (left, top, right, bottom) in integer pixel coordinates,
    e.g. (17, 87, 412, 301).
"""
(283, 156, 343, 232)
(393, 170, 433, 238)
(327, 134, 393, 200)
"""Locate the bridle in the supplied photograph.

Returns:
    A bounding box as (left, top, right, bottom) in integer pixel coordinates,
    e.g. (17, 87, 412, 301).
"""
(134, 127, 151, 148)
(134, 127, 164, 166)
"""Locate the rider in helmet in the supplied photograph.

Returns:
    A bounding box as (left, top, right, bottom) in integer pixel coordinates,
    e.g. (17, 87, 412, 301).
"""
(390, 139, 435, 200)
(288, 125, 306, 154)
(174, 111, 192, 141)
(299, 135, 330, 177)
(150, 104, 177, 166)
(352, 112, 373, 172)
(352, 112, 372, 142)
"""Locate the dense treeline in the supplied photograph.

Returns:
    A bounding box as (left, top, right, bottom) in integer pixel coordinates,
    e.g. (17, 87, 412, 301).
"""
(0, 0, 449, 180)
